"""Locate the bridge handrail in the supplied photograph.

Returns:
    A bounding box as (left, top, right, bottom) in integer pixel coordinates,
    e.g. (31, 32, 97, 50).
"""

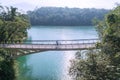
(0, 39, 99, 45)
(25, 38, 99, 42)
(0, 39, 99, 42)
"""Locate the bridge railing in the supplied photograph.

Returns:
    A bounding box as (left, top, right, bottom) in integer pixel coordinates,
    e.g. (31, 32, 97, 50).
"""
(0, 39, 99, 49)
(0, 39, 99, 45)
(24, 39, 99, 44)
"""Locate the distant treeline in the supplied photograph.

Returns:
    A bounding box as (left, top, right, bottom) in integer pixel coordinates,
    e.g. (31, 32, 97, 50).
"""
(27, 7, 110, 26)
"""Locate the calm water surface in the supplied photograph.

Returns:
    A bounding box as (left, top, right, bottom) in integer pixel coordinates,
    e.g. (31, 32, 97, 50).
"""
(17, 26, 97, 80)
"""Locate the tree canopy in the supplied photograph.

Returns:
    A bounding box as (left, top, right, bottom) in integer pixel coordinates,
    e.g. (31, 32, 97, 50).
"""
(27, 7, 109, 26)
(69, 5, 120, 80)
(0, 6, 30, 43)
(0, 5, 30, 80)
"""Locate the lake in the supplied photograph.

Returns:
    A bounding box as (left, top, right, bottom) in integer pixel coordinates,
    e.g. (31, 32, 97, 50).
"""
(17, 26, 97, 80)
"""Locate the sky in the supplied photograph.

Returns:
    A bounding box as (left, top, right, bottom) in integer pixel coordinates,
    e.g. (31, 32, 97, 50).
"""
(0, 0, 120, 11)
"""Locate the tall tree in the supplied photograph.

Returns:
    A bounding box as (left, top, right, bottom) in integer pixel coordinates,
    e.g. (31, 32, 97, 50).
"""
(0, 6, 30, 80)
(69, 5, 120, 80)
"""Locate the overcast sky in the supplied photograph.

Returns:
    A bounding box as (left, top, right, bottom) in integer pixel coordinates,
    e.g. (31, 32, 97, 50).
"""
(0, 0, 120, 11)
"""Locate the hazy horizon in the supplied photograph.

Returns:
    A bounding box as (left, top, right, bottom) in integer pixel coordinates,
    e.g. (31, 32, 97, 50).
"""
(0, 0, 120, 12)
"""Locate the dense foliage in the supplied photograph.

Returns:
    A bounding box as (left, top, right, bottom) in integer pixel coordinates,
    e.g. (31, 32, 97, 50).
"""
(70, 5, 120, 80)
(0, 6, 30, 80)
(27, 7, 109, 26)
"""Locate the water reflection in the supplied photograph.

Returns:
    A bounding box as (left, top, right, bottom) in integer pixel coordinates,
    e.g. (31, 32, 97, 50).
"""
(17, 51, 75, 80)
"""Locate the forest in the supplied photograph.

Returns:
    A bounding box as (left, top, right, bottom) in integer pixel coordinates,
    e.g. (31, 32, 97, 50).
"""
(27, 7, 110, 26)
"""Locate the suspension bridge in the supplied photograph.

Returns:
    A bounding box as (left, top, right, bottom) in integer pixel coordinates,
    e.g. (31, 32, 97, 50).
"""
(0, 39, 99, 58)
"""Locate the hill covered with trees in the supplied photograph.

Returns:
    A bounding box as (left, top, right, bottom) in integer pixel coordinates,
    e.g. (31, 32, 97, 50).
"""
(27, 7, 109, 26)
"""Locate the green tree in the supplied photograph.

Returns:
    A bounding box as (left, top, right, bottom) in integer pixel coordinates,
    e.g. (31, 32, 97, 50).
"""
(0, 6, 30, 80)
(69, 5, 120, 80)
(27, 7, 109, 26)
(70, 50, 117, 80)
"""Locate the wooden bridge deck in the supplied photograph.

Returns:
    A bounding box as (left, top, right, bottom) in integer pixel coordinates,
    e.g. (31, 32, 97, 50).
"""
(0, 39, 99, 58)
